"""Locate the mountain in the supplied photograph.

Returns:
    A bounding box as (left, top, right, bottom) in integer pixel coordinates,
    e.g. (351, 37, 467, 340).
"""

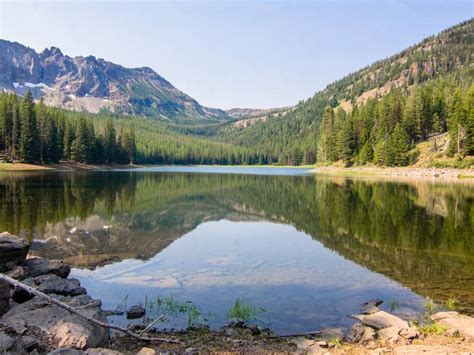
(218, 19, 473, 165)
(0, 39, 228, 122)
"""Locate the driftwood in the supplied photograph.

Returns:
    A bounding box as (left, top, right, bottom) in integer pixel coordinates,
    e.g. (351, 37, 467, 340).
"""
(269, 330, 321, 339)
(0, 273, 181, 344)
(139, 314, 165, 336)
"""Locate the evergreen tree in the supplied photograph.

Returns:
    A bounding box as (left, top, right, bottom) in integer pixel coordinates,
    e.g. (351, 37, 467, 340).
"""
(19, 91, 40, 163)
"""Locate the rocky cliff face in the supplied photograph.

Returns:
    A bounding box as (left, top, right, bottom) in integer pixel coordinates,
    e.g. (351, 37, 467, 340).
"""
(0, 39, 228, 121)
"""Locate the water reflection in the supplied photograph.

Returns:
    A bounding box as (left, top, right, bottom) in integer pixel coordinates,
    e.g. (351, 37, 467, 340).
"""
(0, 170, 472, 330)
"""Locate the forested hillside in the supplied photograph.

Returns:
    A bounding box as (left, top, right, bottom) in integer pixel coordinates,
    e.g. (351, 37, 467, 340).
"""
(218, 19, 473, 166)
(0, 92, 263, 165)
(0, 20, 472, 167)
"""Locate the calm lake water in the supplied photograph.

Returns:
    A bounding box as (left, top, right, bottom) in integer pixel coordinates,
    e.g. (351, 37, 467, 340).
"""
(1, 166, 473, 334)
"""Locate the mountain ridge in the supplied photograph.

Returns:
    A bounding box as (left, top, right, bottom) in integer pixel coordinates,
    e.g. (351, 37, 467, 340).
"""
(0, 39, 229, 122)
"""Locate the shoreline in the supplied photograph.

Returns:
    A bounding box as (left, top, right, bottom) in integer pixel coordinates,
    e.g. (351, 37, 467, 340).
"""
(0, 162, 139, 172)
(1, 234, 474, 353)
(312, 165, 474, 180)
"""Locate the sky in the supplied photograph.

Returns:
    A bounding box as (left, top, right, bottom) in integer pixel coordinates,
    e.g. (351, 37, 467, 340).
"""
(0, 1, 472, 109)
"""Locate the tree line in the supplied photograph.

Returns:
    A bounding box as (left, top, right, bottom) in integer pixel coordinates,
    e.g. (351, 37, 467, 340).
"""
(317, 80, 474, 166)
(0, 91, 271, 166)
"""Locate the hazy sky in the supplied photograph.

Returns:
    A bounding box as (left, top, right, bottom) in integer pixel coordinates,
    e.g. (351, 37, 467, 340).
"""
(0, 1, 471, 109)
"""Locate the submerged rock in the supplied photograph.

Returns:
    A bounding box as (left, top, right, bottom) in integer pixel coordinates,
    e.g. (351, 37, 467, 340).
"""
(0, 232, 29, 271)
(126, 305, 145, 319)
(360, 298, 383, 315)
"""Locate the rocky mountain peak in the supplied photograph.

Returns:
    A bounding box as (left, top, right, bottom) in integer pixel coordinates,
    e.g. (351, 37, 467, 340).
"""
(0, 39, 228, 122)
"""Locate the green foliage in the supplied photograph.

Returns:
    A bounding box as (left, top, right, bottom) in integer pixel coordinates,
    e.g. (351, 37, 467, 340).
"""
(226, 299, 265, 323)
(214, 20, 473, 166)
(156, 295, 204, 327)
(446, 297, 458, 311)
(417, 322, 448, 335)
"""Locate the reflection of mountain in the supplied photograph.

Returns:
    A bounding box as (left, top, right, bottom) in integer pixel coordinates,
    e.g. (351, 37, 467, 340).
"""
(0, 171, 472, 312)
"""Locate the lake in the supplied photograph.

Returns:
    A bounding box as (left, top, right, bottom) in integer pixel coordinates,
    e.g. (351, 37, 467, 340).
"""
(1, 166, 473, 335)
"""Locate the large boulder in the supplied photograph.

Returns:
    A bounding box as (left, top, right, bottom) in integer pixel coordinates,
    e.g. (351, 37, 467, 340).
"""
(2, 294, 108, 349)
(431, 311, 474, 338)
(21, 258, 71, 279)
(34, 274, 86, 296)
(0, 232, 29, 271)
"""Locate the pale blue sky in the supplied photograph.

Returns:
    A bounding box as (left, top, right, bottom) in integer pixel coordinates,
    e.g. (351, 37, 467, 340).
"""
(0, 1, 472, 109)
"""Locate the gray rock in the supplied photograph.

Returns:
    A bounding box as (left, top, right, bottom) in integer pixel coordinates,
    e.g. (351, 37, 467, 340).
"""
(378, 325, 402, 345)
(7, 319, 27, 335)
(34, 274, 86, 296)
(347, 323, 376, 344)
(137, 348, 157, 355)
(351, 311, 408, 330)
(0, 331, 14, 352)
(0, 279, 10, 315)
(85, 348, 123, 355)
(48, 348, 85, 355)
(0, 232, 29, 271)
(126, 305, 145, 319)
(22, 258, 71, 278)
(360, 299, 383, 315)
(21, 336, 40, 351)
(2, 294, 108, 349)
(225, 318, 245, 328)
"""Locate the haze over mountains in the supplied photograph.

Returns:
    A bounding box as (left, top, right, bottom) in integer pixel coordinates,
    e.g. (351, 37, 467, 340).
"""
(0, 39, 232, 122)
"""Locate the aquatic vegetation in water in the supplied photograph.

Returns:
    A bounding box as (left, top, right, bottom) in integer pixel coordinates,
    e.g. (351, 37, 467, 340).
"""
(446, 297, 458, 311)
(390, 299, 400, 311)
(423, 297, 437, 322)
(227, 299, 265, 323)
(156, 295, 206, 327)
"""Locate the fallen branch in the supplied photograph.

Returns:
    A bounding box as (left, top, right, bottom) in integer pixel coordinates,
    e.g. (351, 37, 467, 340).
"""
(269, 330, 321, 339)
(139, 314, 165, 336)
(0, 273, 181, 344)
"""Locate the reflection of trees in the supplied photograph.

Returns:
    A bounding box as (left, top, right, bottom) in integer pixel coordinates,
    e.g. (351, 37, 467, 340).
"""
(0, 171, 472, 311)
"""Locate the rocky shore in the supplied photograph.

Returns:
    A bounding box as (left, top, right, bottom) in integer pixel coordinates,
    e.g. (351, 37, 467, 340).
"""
(1, 232, 474, 354)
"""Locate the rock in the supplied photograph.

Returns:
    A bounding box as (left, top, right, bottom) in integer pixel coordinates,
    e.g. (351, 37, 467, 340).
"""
(392, 344, 455, 354)
(0, 279, 10, 315)
(126, 305, 145, 319)
(377, 325, 402, 345)
(347, 323, 376, 344)
(7, 319, 27, 335)
(2, 294, 108, 349)
(21, 336, 40, 351)
(0, 232, 29, 271)
(225, 318, 245, 328)
(22, 258, 71, 278)
(399, 326, 420, 340)
(85, 348, 123, 355)
(137, 347, 157, 355)
(292, 337, 324, 354)
(361, 299, 383, 315)
(48, 349, 85, 355)
(431, 311, 474, 338)
(34, 274, 86, 296)
(347, 323, 365, 343)
(351, 311, 408, 330)
(316, 340, 328, 347)
(185, 347, 197, 354)
(361, 326, 377, 343)
(0, 331, 14, 352)
(6, 265, 26, 280)
(223, 327, 239, 336)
